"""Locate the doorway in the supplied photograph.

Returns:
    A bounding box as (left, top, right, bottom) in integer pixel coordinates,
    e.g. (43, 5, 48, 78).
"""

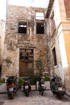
(19, 49, 34, 77)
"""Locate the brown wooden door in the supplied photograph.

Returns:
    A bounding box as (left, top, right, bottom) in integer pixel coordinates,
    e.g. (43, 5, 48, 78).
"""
(19, 61, 33, 77)
(19, 49, 34, 77)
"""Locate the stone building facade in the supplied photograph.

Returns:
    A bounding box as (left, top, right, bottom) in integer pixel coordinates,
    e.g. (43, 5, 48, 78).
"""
(2, 5, 49, 78)
(45, 0, 70, 89)
(1, 0, 70, 91)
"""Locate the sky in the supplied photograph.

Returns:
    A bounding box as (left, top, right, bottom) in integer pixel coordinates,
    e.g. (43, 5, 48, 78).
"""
(0, 0, 49, 20)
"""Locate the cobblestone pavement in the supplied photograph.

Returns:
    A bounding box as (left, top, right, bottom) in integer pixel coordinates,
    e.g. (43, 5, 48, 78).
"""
(0, 84, 70, 105)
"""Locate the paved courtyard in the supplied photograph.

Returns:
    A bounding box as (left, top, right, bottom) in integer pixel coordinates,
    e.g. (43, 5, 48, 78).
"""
(0, 86, 70, 105)
(0, 83, 70, 105)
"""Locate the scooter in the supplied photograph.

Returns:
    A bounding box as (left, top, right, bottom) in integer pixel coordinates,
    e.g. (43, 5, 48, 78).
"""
(7, 76, 18, 99)
(50, 75, 66, 99)
(38, 77, 45, 96)
(23, 77, 31, 96)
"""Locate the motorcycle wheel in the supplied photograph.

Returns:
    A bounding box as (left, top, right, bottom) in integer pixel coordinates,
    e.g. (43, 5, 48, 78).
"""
(25, 92, 29, 96)
(8, 92, 14, 99)
(39, 90, 43, 96)
(41, 91, 43, 96)
(25, 90, 29, 96)
(57, 94, 63, 99)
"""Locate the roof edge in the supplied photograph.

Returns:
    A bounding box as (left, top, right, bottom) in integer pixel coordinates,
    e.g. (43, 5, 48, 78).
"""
(45, 0, 54, 18)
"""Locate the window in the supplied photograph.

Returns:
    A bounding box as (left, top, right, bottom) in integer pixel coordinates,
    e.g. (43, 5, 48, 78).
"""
(18, 22, 27, 34)
(20, 49, 33, 62)
(36, 23, 44, 34)
(52, 47, 57, 66)
(36, 12, 44, 20)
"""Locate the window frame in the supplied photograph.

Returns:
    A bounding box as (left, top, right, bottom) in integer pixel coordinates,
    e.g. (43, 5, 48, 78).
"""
(36, 22, 45, 34)
(19, 49, 34, 62)
(52, 47, 57, 66)
(35, 12, 45, 20)
(18, 22, 27, 34)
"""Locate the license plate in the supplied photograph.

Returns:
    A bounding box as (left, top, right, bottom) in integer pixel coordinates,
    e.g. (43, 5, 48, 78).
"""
(9, 88, 13, 92)
(58, 87, 62, 91)
(25, 86, 28, 89)
(41, 84, 45, 87)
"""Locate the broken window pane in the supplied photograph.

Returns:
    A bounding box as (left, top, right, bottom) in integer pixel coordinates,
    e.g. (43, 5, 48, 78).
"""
(18, 22, 27, 34)
(52, 47, 57, 66)
(36, 23, 44, 34)
(36, 12, 44, 20)
(20, 49, 33, 61)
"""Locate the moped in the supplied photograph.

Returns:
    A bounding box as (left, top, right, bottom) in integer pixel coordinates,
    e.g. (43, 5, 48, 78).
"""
(50, 75, 66, 99)
(38, 77, 46, 96)
(23, 77, 31, 96)
(7, 76, 18, 99)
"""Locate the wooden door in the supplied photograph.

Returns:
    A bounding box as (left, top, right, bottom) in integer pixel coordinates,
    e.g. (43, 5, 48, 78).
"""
(19, 49, 34, 77)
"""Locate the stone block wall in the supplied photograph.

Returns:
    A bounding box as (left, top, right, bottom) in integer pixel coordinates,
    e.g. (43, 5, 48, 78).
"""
(2, 5, 49, 77)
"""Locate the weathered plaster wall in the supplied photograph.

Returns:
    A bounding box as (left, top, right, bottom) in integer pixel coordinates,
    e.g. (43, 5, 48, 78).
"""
(46, 0, 64, 79)
(0, 20, 5, 65)
(58, 0, 70, 85)
(46, 0, 70, 90)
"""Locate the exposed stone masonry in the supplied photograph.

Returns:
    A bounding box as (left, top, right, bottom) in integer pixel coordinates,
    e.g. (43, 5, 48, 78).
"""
(2, 5, 49, 77)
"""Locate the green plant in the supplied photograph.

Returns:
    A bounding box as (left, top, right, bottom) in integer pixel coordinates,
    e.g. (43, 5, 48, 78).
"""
(18, 78, 24, 86)
(5, 57, 12, 66)
(0, 78, 5, 84)
(44, 76, 50, 81)
(35, 58, 43, 76)
(32, 75, 39, 85)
